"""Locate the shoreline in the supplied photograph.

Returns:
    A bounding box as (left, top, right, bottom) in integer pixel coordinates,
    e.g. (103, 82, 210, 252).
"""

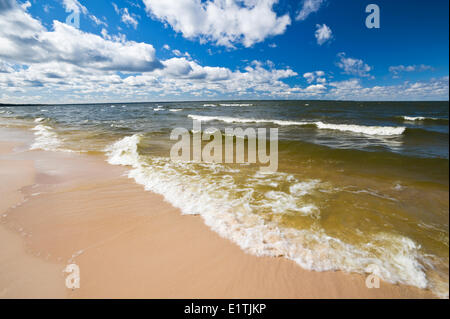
(0, 128, 436, 298)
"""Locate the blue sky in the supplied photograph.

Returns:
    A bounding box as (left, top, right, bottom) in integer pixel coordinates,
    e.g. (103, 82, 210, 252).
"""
(0, 0, 448, 103)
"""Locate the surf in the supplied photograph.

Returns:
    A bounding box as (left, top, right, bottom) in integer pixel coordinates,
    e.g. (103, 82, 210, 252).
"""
(188, 115, 406, 136)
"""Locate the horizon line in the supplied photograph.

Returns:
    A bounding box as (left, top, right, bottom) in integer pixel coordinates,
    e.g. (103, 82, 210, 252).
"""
(1, 99, 449, 106)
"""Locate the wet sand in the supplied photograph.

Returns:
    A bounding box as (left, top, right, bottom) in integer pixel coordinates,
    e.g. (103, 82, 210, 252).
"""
(0, 129, 435, 298)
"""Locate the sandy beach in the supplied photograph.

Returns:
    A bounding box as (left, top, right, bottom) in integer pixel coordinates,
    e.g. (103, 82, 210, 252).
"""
(0, 128, 436, 299)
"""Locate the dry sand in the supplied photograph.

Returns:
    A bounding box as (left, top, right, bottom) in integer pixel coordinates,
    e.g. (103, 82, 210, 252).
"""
(0, 129, 436, 298)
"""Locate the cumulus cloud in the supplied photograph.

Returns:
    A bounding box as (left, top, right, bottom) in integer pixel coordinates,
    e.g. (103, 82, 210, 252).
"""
(0, 60, 14, 73)
(0, 0, 448, 103)
(303, 71, 326, 84)
(0, 3, 162, 72)
(121, 8, 138, 29)
(89, 14, 108, 27)
(336, 52, 372, 77)
(142, 0, 291, 48)
(315, 24, 332, 45)
(62, 0, 87, 14)
(171, 49, 191, 59)
(296, 0, 325, 21)
(0, 0, 16, 11)
(62, 0, 107, 27)
(389, 64, 434, 75)
(112, 3, 138, 29)
(21, 0, 30, 10)
(0, 2, 301, 102)
(328, 77, 449, 100)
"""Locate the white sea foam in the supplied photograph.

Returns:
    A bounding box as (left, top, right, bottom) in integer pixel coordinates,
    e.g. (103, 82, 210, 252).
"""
(220, 103, 253, 107)
(105, 134, 433, 295)
(315, 121, 406, 135)
(188, 115, 406, 136)
(203, 104, 217, 107)
(169, 109, 182, 112)
(290, 180, 321, 196)
(0, 110, 13, 116)
(30, 124, 62, 151)
(188, 114, 308, 126)
(402, 116, 440, 121)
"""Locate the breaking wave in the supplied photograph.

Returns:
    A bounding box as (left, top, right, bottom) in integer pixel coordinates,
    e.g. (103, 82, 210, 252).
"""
(400, 116, 449, 124)
(104, 134, 437, 296)
(30, 124, 62, 151)
(188, 115, 406, 136)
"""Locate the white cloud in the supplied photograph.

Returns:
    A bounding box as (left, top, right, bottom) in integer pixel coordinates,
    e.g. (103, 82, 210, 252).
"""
(336, 52, 372, 77)
(0, 60, 14, 73)
(121, 7, 138, 29)
(296, 0, 324, 21)
(315, 23, 332, 45)
(171, 49, 191, 59)
(328, 77, 449, 101)
(172, 49, 182, 57)
(62, 0, 87, 15)
(303, 70, 326, 84)
(0, 4, 162, 72)
(89, 14, 108, 27)
(112, 3, 139, 29)
(0, 0, 15, 11)
(389, 64, 433, 75)
(142, 0, 291, 48)
(0, 3, 301, 102)
(21, 0, 31, 10)
(62, 0, 107, 27)
(112, 2, 119, 14)
(0, 1, 448, 103)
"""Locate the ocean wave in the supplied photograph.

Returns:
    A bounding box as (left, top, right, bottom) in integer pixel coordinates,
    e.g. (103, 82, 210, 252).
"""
(400, 116, 448, 124)
(188, 115, 406, 136)
(104, 134, 433, 296)
(169, 109, 182, 112)
(402, 116, 438, 121)
(30, 124, 62, 151)
(220, 103, 253, 107)
(314, 121, 406, 135)
(203, 104, 217, 107)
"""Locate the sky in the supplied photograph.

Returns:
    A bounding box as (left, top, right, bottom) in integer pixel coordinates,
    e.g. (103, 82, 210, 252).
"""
(0, 0, 448, 103)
